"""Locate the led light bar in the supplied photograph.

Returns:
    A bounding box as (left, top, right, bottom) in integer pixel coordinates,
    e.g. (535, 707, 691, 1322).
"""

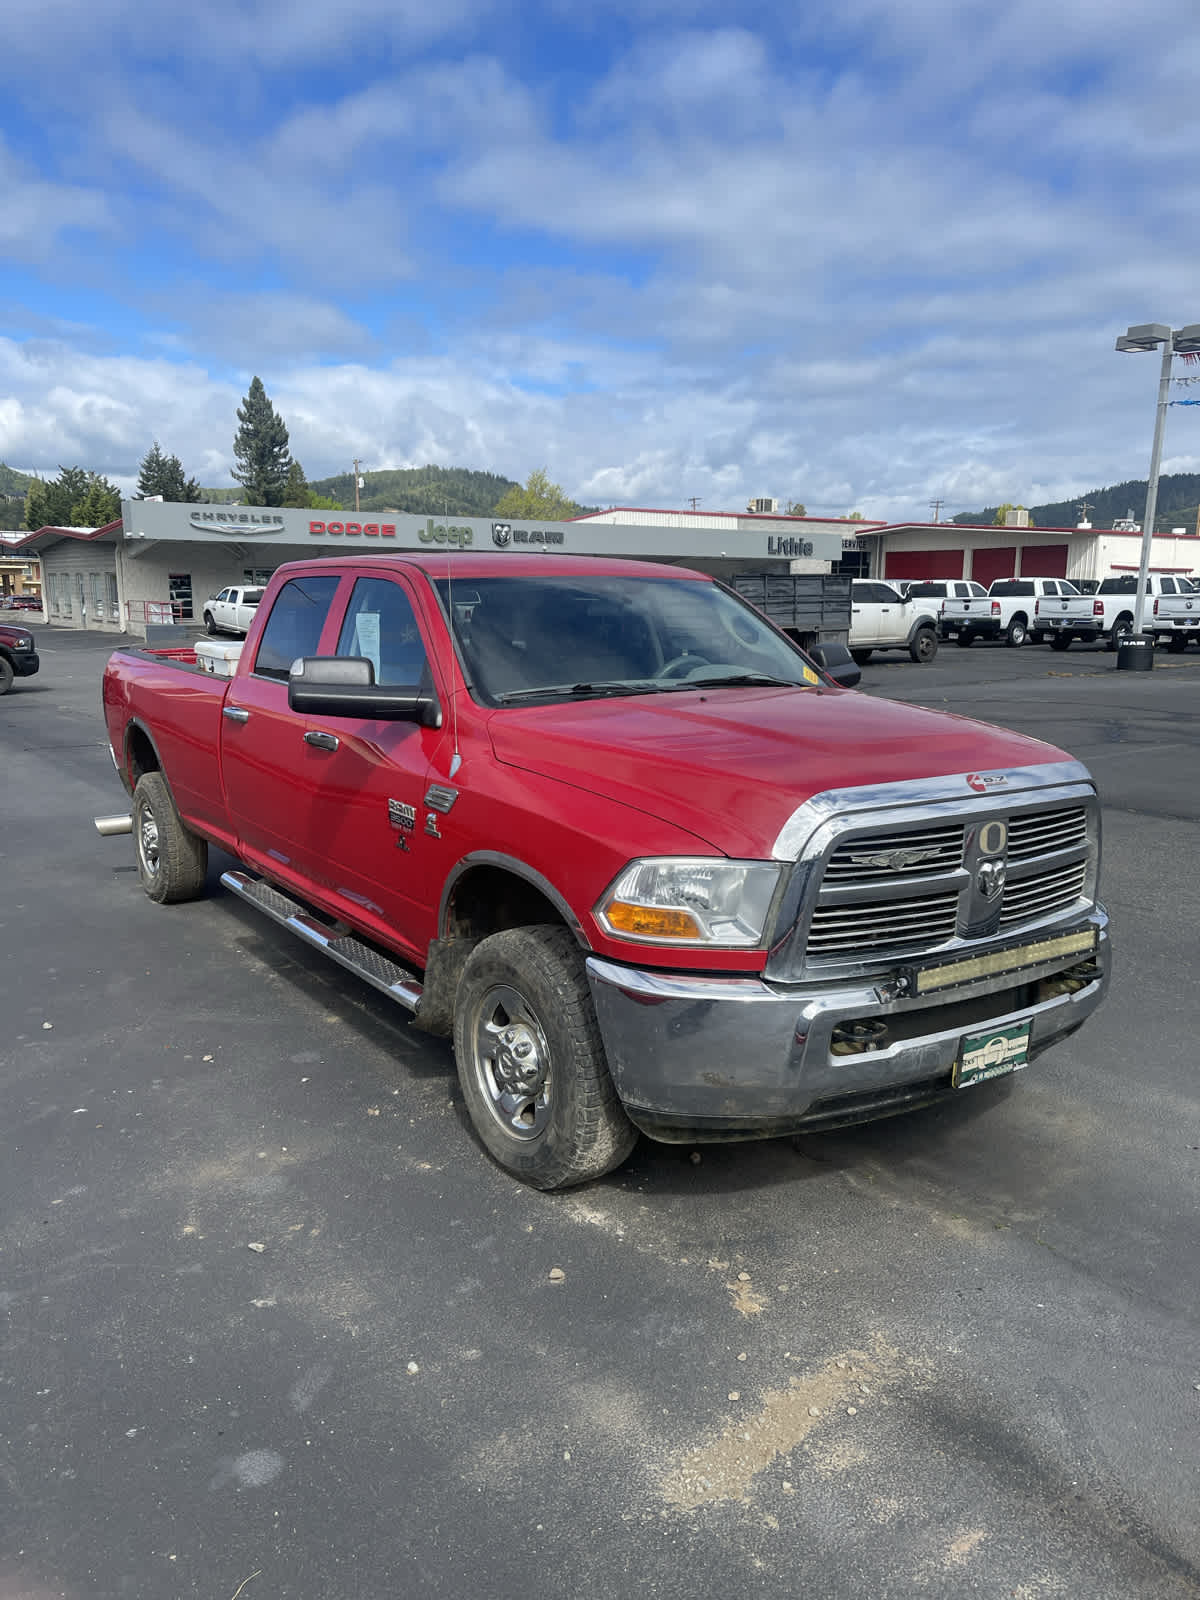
(913, 929, 1097, 996)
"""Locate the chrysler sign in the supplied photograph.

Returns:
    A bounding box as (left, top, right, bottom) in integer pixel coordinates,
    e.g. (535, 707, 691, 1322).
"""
(189, 510, 287, 535)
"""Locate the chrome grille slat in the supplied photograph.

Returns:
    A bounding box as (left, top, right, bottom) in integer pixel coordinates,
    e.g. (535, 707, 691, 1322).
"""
(999, 861, 1087, 924)
(824, 823, 964, 882)
(808, 890, 959, 955)
(1007, 806, 1088, 859)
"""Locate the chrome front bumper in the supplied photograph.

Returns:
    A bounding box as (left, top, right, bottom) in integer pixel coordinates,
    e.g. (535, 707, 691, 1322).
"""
(586, 907, 1109, 1142)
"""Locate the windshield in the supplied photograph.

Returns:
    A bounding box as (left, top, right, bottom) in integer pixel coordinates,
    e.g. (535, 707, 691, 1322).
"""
(432, 574, 822, 704)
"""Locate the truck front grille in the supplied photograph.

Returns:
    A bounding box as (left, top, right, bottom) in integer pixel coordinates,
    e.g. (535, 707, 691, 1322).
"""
(787, 793, 1096, 975)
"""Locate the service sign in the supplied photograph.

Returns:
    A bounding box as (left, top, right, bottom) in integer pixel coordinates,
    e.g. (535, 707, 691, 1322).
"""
(120, 501, 845, 565)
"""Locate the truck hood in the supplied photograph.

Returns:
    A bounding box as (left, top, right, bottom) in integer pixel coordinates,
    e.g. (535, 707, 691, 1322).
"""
(486, 686, 1072, 858)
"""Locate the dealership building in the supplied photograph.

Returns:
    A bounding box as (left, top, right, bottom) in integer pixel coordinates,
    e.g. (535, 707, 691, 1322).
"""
(13, 499, 1199, 635)
(14, 501, 854, 635)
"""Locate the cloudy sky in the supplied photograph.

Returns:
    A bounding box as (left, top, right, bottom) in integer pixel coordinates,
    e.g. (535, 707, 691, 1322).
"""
(2, 0, 1199, 518)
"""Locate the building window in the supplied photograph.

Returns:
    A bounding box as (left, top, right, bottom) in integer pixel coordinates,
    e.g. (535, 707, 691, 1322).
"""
(106, 572, 119, 621)
(91, 573, 106, 614)
(244, 567, 276, 586)
(168, 572, 194, 620)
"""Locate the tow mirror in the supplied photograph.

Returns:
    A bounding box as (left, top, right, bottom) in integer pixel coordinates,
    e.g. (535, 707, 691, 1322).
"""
(288, 656, 441, 726)
(808, 641, 862, 689)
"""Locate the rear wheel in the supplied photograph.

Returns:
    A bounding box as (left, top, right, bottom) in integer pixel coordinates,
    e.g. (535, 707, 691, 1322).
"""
(132, 771, 208, 904)
(850, 649, 872, 665)
(909, 627, 937, 664)
(955, 631, 974, 648)
(0, 656, 14, 695)
(1107, 616, 1133, 651)
(203, 611, 217, 635)
(453, 926, 637, 1190)
(1049, 635, 1072, 652)
(1005, 617, 1028, 647)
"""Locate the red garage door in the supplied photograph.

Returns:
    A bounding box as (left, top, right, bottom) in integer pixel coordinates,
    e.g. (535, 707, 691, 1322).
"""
(1017, 544, 1069, 578)
(884, 550, 965, 581)
(972, 546, 1016, 588)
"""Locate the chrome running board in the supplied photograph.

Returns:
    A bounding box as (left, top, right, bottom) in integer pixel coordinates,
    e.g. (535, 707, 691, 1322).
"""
(220, 869, 424, 1012)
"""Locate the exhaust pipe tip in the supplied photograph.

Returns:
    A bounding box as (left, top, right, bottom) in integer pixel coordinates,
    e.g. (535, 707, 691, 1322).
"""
(94, 814, 133, 837)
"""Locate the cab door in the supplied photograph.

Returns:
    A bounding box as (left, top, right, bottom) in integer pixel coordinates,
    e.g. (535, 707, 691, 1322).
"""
(297, 572, 450, 964)
(220, 572, 344, 883)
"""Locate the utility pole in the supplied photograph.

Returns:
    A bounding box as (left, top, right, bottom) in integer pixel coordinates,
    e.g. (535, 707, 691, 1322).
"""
(353, 458, 362, 514)
(929, 497, 944, 523)
(688, 498, 701, 511)
(1077, 499, 1093, 524)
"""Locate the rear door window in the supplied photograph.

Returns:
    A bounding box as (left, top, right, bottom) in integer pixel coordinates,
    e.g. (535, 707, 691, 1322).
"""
(253, 575, 341, 680)
(336, 576, 430, 686)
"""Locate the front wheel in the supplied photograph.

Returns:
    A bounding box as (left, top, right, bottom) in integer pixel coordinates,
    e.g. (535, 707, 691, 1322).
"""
(850, 648, 872, 665)
(203, 612, 217, 635)
(909, 627, 937, 664)
(1168, 633, 1188, 653)
(132, 771, 208, 904)
(453, 926, 637, 1189)
(1049, 635, 1072, 652)
(955, 631, 974, 648)
(0, 656, 14, 695)
(1005, 618, 1028, 647)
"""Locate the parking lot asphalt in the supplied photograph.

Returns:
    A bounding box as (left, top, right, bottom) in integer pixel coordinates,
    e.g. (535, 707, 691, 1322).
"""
(3, 630, 1199, 1600)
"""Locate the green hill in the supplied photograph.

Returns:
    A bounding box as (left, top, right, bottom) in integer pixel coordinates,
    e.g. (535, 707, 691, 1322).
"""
(308, 464, 519, 517)
(0, 462, 35, 498)
(953, 473, 1200, 533)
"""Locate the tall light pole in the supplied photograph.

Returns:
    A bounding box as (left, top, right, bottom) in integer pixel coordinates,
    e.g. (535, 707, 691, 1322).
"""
(1115, 322, 1200, 636)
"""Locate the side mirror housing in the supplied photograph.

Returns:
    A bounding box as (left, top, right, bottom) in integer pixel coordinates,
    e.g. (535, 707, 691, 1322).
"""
(808, 641, 862, 689)
(288, 656, 441, 726)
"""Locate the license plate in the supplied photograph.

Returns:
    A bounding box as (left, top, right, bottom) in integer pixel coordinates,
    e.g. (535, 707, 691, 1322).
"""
(955, 1019, 1032, 1088)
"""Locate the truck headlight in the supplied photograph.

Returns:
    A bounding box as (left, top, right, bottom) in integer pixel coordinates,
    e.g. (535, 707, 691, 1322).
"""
(596, 858, 782, 946)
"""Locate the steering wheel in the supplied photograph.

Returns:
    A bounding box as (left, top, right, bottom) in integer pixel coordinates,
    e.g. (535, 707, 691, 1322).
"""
(656, 653, 713, 680)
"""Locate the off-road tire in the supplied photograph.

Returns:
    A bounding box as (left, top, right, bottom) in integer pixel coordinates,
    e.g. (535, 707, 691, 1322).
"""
(453, 925, 637, 1189)
(0, 656, 14, 695)
(955, 631, 974, 648)
(1005, 617, 1028, 647)
(132, 771, 208, 905)
(909, 627, 937, 664)
(850, 649, 872, 665)
(1049, 635, 1072, 652)
(203, 611, 217, 635)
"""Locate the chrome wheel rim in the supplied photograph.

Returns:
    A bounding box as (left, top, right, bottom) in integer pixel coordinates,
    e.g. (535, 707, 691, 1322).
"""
(469, 983, 551, 1140)
(137, 803, 161, 879)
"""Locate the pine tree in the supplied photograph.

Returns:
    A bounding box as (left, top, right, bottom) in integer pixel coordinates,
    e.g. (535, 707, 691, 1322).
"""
(69, 474, 121, 528)
(137, 441, 202, 501)
(281, 459, 311, 508)
(24, 466, 92, 528)
(232, 377, 292, 506)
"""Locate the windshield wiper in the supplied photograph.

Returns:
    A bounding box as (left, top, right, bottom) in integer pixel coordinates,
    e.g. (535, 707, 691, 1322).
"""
(496, 681, 666, 704)
(666, 672, 801, 689)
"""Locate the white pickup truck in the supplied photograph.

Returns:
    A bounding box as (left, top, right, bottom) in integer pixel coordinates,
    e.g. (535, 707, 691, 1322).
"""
(202, 585, 265, 636)
(1143, 577, 1200, 650)
(940, 578, 1082, 648)
(1049, 576, 1196, 649)
(848, 580, 940, 664)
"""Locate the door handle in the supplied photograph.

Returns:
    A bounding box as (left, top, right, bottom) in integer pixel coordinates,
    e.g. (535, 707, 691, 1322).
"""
(222, 706, 250, 724)
(304, 730, 339, 751)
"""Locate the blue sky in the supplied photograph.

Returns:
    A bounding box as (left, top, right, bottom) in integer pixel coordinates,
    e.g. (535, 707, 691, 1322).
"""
(2, 0, 1200, 517)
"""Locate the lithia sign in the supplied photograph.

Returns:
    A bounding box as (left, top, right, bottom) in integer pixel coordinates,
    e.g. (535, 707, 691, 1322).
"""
(122, 501, 844, 564)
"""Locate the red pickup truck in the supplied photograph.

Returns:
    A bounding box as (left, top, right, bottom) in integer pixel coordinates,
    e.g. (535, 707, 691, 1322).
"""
(0, 617, 39, 694)
(99, 554, 1110, 1188)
